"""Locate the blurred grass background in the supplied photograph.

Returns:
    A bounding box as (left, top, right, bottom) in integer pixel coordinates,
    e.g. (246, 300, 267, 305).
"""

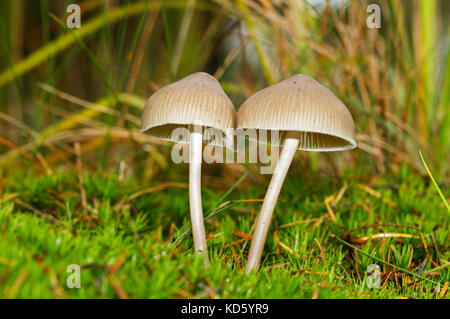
(0, 0, 448, 179)
(0, 0, 449, 298)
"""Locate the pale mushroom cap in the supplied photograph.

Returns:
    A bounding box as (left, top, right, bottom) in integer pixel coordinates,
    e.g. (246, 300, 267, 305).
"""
(141, 72, 236, 145)
(236, 74, 357, 151)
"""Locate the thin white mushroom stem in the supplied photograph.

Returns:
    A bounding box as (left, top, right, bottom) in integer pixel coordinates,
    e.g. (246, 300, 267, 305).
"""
(246, 131, 300, 274)
(189, 129, 210, 266)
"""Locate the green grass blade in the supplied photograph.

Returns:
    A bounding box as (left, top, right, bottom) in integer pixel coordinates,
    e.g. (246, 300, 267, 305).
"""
(334, 235, 442, 286)
(236, 0, 275, 85)
(419, 151, 450, 213)
(48, 13, 114, 94)
(214, 172, 249, 206)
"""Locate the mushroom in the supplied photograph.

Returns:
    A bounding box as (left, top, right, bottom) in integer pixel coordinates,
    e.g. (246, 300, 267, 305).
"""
(237, 74, 357, 273)
(141, 72, 236, 266)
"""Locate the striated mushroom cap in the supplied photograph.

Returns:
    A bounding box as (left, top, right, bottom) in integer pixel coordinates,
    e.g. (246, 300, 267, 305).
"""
(141, 72, 236, 146)
(237, 74, 357, 151)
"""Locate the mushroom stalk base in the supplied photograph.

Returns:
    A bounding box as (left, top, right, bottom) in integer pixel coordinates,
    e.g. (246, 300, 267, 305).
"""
(246, 132, 299, 274)
(189, 131, 210, 267)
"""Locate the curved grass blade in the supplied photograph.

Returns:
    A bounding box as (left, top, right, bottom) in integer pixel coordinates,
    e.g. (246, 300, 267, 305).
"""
(419, 151, 450, 213)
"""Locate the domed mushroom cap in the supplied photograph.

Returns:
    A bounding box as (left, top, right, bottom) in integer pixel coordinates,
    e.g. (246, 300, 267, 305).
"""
(141, 72, 236, 145)
(237, 74, 357, 151)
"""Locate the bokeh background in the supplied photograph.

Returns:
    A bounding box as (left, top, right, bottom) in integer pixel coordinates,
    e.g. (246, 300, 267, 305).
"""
(0, 0, 448, 181)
